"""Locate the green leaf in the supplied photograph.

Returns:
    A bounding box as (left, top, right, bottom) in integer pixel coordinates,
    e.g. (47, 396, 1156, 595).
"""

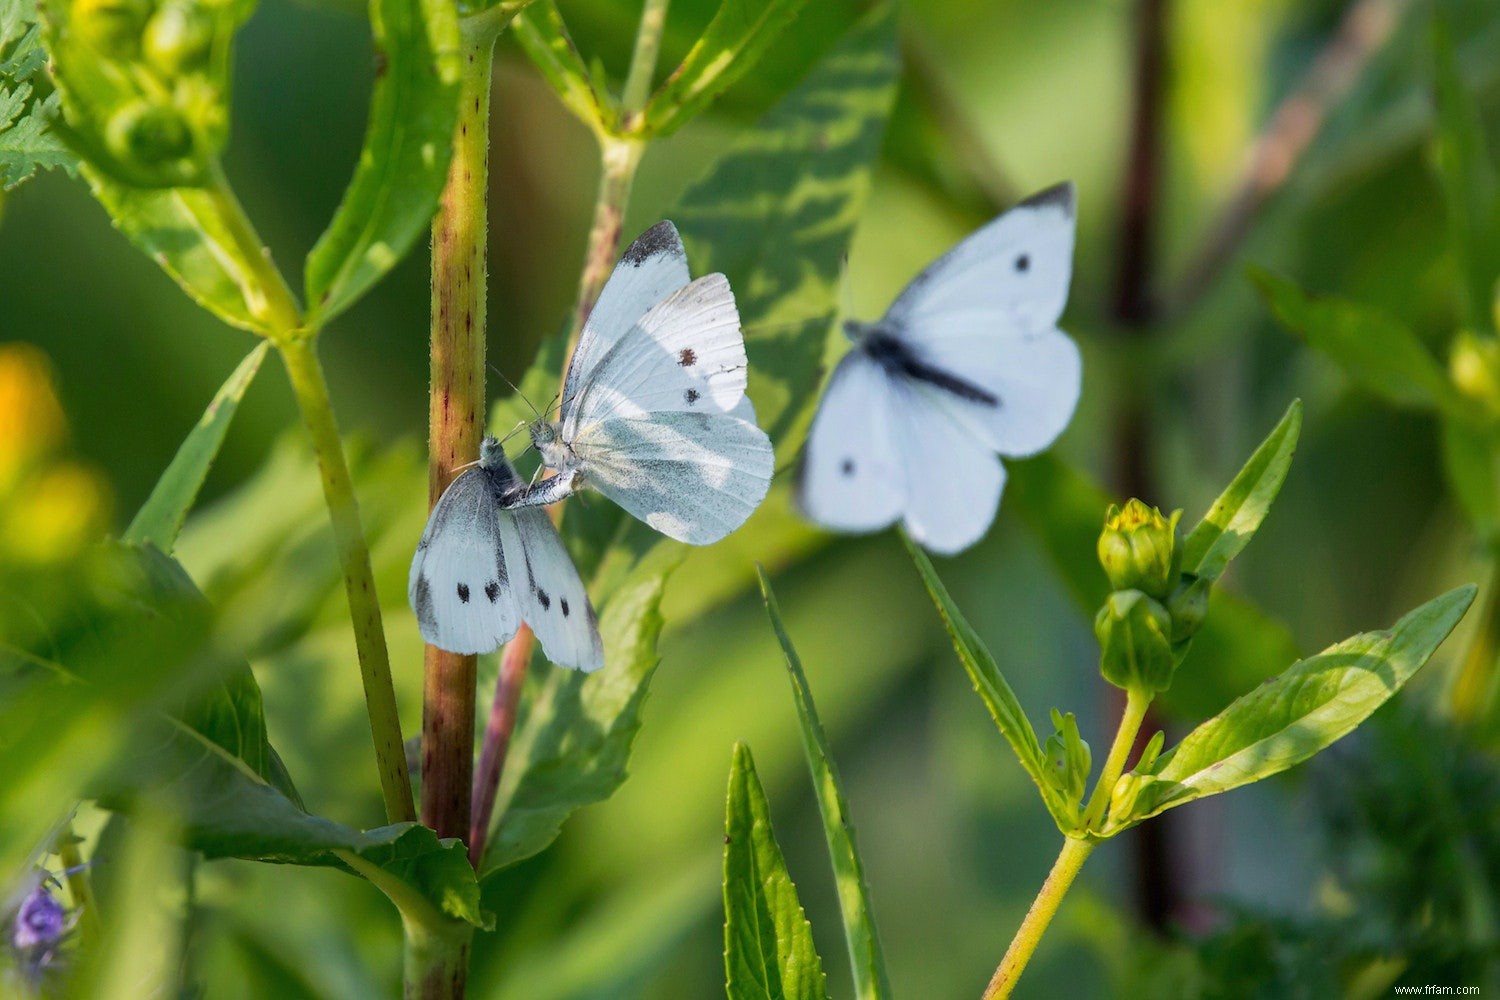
(1106, 585, 1477, 834)
(125, 342, 269, 552)
(1430, 16, 1500, 330)
(723, 742, 829, 1000)
(757, 567, 891, 1000)
(1442, 417, 1500, 543)
(1180, 400, 1302, 583)
(302, 0, 461, 328)
(1253, 268, 1464, 417)
(902, 532, 1071, 830)
(638, 0, 810, 138)
(477, 562, 676, 878)
(512, 2, 615, 134)
(675, 3, 898, 454)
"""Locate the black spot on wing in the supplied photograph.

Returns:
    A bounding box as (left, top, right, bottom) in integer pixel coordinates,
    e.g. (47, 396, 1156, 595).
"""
(536, 588, 551, 611)
(560, 597, 570, 617)
(485, 581, 500, 603)
(457, 583, 470, 604)
(1014, 253, 1030, 273)
(685, 388, 700, 405)
(841, 458, 855, 477)
(414, 575, 436, 631)
(622, 220, 680, 265)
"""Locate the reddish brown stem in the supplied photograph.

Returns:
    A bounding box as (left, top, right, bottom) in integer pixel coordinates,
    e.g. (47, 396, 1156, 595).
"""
(468, 625, 534, 866)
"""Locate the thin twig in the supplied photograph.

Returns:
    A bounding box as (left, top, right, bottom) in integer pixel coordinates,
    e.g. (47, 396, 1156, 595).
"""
(1164, 0, 1409, 316)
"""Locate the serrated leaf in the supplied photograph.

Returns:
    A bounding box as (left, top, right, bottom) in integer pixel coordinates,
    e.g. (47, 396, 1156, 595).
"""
(303, 0, 461, 327)
(512, 2, 615, 134)
(477, 563, 677, 878)
(723, 742, 828, 1000)
(1106, 585, 1476, 834)
(674, 4, 897, 455)
(1180, 400, 1302, 583)
(638, 0, 810, 138)
(903, 532, 1071, 830)
(1253, 268, 1464, 417)
(1430, 16, 1500, 330)
(757, 568, 891, 1000)
(125, 342, 269, 552)
(0, 82, 74, 189)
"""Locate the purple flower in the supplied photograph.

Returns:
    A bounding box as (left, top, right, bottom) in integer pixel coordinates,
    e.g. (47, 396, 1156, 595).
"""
(11, 885, 66, 952)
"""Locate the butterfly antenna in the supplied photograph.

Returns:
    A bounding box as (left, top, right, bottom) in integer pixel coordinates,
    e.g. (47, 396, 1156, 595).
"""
(499, 419, 530, 447)
(489, 362, 542, 422)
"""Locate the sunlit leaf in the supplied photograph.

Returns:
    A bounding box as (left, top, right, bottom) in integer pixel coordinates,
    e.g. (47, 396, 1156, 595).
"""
(638, 0, 811, 138)
(676, 3, 898, 454)
(722, 741, 828, 1000)
(1181, 399, 1301, 583)
(125, 342, 269, 552)
(1106, 585, 1476, 834)
(512, 1, 615, 134)
(757, 568, 891, 1000)
(303, 0, 461, 327)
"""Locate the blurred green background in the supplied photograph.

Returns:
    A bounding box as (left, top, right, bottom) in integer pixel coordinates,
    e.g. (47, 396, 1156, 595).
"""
(5, 0, 1500, 995)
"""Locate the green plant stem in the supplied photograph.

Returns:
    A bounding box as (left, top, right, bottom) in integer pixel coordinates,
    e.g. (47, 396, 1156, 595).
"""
(564, 136, 644, 362)
(203, 166, 304, 337)
(279, 336, 415, 824)
(1082, 686, 1152, 830)
(55, 821, 99, 943)
(1451, 561, 1500, 724)
(422, 20, 498, 846)
(620, 0, 671, 120)
(981, 836, 1094, 1000)
(402, 914, 473, 1000)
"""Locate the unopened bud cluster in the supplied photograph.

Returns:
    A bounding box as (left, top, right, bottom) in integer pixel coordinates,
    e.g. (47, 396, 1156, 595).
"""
(55, 0, 228, 182)
(1094, 499, 1209, 693)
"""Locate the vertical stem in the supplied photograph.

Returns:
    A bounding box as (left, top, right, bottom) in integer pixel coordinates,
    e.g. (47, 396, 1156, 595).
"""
(564, 137, 645, 362)
(402, 916, 472, 1000)
(422, 24, 498, 845)
(620, 0, 671, 119)
(468, 627, 531, 866)
(1082, 687, 1153, 830)
(280, 336, 415, 824)
(981, 837, 1095, 1000)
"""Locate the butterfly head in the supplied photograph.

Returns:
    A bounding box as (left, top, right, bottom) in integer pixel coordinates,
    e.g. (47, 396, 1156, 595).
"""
(528, 420, 571, 471)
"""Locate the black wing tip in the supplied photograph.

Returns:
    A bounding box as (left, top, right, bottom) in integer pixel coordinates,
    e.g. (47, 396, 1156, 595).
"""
(622, 220, 684, 265)
(1016, 181, 1076, 217)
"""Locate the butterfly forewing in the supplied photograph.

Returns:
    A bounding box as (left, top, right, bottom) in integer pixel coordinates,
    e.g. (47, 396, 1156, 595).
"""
(563, 221, 692, 428)
(408, 468, 520, 655)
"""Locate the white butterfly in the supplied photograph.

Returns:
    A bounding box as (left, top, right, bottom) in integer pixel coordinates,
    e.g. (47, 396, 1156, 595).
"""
(796, 183, 1082, 555)
(409, 437, 602, 670)
(509, 221, 775, 545)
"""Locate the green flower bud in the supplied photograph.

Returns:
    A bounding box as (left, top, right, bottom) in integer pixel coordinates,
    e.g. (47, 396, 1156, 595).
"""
(69, 0, 151, 58)
(1042, 708, 1092, 819)
(1097, 499, 1182, 600)
(1450, 330, 1500, 420)
(1095, 589, 1175, 692)
(105, 100, 194, 166)
(143, 2, 214, 77)
(1165, 573, 1211, 644)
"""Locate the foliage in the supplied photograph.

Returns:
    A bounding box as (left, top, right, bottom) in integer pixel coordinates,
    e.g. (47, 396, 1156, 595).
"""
(0, 0, 75, 190)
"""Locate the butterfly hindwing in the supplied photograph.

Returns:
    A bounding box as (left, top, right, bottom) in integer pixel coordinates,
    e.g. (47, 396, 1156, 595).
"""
(890, 382, 1007, 555)
(795, 350, 905, 535)
(497, 506, 603, 671)
(408, 468, 520, 655)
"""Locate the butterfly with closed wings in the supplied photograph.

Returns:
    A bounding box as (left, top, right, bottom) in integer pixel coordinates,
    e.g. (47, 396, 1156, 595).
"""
(409, 437, 603, 670)
(797, 183, 1083, 555)
(506, 221, 775, 546)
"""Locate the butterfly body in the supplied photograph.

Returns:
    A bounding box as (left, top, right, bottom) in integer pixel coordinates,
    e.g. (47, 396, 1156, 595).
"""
(797, 183, 1082, 555)
(409, 437, 602, 670)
